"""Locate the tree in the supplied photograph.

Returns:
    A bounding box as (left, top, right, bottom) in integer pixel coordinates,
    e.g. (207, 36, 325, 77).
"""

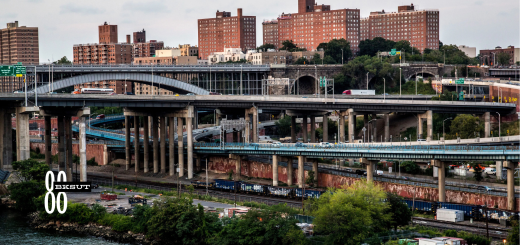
(449, 114, 484, 139)
(317, 39, 352, 63)
(341, 55, 394, 89)
(293, 57, 309, 65)
(311, 53, 322, 64)
(256, 43, 277, 52)
(506, 216, 519, 245)
(311, 181, 391, 245)
(275, 116, 300, 137)
(386, 193, 412, 231)
(305, 170, 316, 187)
(358, 37, 396, 57)
(323, 55, 337, 64)
(497, 52, 511, 66)
(280, 40, 306, 52)
(8, 180, 46, 212)
(11, 159, 50, 182)
(53, 56, 72, 65)
(399, 161, 421, 175)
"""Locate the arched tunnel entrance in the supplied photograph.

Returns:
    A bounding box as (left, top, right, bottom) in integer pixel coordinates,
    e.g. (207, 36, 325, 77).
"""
(295, 76, 316, 95)
(408, 72, 436, 81)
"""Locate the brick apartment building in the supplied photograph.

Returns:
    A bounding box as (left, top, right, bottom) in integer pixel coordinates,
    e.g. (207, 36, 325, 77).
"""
(73, 23, 132, 64)
(99, 22, 117, 43)
(0, 21, 39, 93)
(361, 4, 440, 52)
(179, 44, 199, 56)
(480, 46, 520, 66)
(198, 8, 256, 59)
(261, 0, 361, 53)
(133, 29, 146, 43)
(133, 40, 164, 58)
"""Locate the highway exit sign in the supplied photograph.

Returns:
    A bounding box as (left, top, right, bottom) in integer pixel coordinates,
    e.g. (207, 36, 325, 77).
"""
(0, 66, 13, 76)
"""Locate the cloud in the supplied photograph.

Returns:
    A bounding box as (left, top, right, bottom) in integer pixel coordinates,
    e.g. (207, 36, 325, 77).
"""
(122, 1, 170, 13)
(474, 1, 483, 6)
(60, 3, 105, 15)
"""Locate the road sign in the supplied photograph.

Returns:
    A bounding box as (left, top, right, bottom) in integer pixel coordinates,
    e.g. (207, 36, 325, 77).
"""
(14, 65, 26, 76)
(455, 78, 464, 84)
(0, 66, 13, 76)
(390, 49, 396, 56)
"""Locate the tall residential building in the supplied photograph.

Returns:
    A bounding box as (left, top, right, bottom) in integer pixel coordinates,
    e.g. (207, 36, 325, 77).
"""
(0, 21, 39, 65)
(99, 22, 118, 44)
(133, 29, 146, 43)
(262, 20, 278, 48)
(261, 0, 360, 53)
(198, 8, 256, 59)
(133, 40, 164, 58)
(362, 4, 440, 52)
(73, 43, 133, 64)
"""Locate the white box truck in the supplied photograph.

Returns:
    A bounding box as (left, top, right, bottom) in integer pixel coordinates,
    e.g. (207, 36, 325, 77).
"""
(431, 238, 461, 245)
(342, 89, 376, 95)
(418, 239, 444, 245)
(436, 209, 464, 222)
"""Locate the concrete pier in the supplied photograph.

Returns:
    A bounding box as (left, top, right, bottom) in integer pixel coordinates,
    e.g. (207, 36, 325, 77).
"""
(339, 111, 345, 142)
(79, 117, 87, 182)
(312, 160, 318, 182)
(57, 116, 65, 172)
(310, 116, 316, 143)
(272, 155, 278, 186)
(433, 160, 446, 202)
(504, 161, 515, 210)
(177, 117, 184, 177)
(348, 109, 355, 143)
(285, 157, 293, 186)
(384, 114, 390, 142)
(302, 116, 308, 143)
(169, 117, 175, 176)
(65, 116, 72, 181)
(143, 116, 149, 173)
(44, 116, 51, 166)
(125, 116, 131, 170)
(322, 114, 328, 142)
(298, 156, 304, 187)
(0, 108, 13, 170)
(484, 112, 490, 138)
(15, 107, 31, 161)
(152, 116, 159, 173)
(134, 116, 140, 172)
(160, 116, 166, 174)
(187, 117, 193, 179)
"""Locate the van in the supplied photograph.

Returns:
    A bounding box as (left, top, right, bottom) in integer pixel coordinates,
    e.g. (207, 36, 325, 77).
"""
(417, 139, 426, 142)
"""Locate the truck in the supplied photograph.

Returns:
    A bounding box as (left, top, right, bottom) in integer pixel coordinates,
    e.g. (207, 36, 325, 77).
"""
(342, 89, 375, 95)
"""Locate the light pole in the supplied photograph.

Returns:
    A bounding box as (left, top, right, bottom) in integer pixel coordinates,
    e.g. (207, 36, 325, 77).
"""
(368, 119, 375, 143)
(341, 48, 344, 65)
(240, 64, 243, 95)
(315, 65, 318, 97)
(383, 78, 386, 101)
(124, 77, 129, 94)
(151, 62, 154, 95)
(399, 67, 402, 96)
(366, 72, 369, 90)
(443, 117, 452, 139)
(48, 60, 51, 93)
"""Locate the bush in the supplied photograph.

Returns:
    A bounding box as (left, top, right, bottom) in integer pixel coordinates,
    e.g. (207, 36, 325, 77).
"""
(400, 161, 421, 175)
(99, 213, 133, 232)
(87, 157, 98, 166)
(8, 180, 46, 212)
(30, 151, 45, 159)
(66, 203, 94, 224)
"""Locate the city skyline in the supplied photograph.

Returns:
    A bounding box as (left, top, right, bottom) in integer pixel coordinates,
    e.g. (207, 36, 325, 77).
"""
(1, 0, 518, 63)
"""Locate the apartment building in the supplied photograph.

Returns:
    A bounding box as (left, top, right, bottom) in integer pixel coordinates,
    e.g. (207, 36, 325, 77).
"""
(133, 40, 164, 58)
(99, 22, 117, 44)
(262, 20, 279, 48)
(261, 0, 360, 53)
(480, 46, 520, 66)
(198, 8, 256, 59)
(0, 21, 39, 65)
(73, 43, 132, 64)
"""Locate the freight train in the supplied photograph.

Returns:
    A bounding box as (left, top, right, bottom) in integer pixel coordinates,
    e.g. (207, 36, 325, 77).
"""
(191, 179, 325, 199)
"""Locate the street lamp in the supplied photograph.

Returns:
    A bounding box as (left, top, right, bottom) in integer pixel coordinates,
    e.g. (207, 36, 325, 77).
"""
(315, 65, 318, 97)
(443, 117, 452, 139)
(496, 112, 501, 140)
(366, 72, 369, 90)
(399, 67, 402, 96)
(240, 64, 243, 95)
(124, 77, 129, 94)
(383, 78, 386, 101)
(151, 62, 154, 95)
(341, 48, 344, 65)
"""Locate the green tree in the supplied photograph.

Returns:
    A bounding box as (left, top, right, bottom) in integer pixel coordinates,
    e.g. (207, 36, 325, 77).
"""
(311, 181, 391, 245)
(323, 55, 337, 64)
(341, 55, 394, 89)
(449, 114, 484, 139)
(275, 116, 300, 137)
(358, 37, 396, 57)
(399, 161, 421, 175)
(256, 43, 276, 52)
(53, 56, 72, 65)
(12, 159, 50, 181)
(210, 208, 306, 245)
(506, 217, 519, 245)
(8, 180, 45, 212)
(311, 53, 322, 64)
(293, 57, 309, 65)
(224, 59, 249, 64)
(386, 193, 412, 231)
(280, 40, 306, 52)
(497, 52, 511, 66)
(305, 170, 316, 187)
(317, 39, 352, 63)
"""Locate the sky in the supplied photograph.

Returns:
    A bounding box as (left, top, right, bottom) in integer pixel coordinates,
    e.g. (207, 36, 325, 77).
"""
(1, 0, 519, 63)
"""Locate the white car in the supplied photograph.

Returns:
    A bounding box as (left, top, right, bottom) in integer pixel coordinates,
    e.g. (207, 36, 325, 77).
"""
(319, 142, 332, 148)
(271, 142, 283, 148)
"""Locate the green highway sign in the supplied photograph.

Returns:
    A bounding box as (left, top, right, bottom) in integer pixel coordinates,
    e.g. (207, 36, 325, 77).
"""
(455, 78, 464, 84)
(0, 66, 14, 76)
(390, 49, 396, 56)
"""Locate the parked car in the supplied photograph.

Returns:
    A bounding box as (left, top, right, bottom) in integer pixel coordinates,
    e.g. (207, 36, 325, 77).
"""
(186, 93, 195, 96)
(271, 142, 283, 148)
(344, 168, 354, 173)
(318, 142, 331, 148)
(13, 91, 24, 93)
(295, 142, 306, 147)
(48, 91, 57, 94)
(376, 170, 384, 176)
(477, 186, 493, 192)
(417, 139, 426, 142)
(96, 114, 105, 119)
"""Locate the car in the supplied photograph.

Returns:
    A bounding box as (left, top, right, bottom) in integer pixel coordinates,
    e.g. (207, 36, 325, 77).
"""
(13, 91, 24, 93)
(467, 184, 478, 189)
(344, 168, 354, 173)
(301, 96, 308, 98)
(48, 92, 57, 95)
(417, 139, 426, 142)
(295, 142, 306, 147)
(355, 170, 367, 176)
(209, 92, 221, 95)
(91, 184, 99, 189)
(400, 176, 409, 180)
(477, 186, 493, 192)
(376, 170, 384, 176)
(271, 142, 283, 148)
(186, 93, 195, 96)
(124, 92, 134, 95)
(96, 114, 105, 119)
(318, 142, 331, 148)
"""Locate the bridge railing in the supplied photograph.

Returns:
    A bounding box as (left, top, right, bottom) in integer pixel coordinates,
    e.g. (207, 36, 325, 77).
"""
(29, 64, 270, 68)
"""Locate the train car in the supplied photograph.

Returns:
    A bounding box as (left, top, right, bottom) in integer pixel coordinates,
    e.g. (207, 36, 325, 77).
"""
(404, 199, 435, 213)
(267, 186, 294, 198)
(240, 182, 268, 195)
(295, 188, 325, 199)
(191, 180, 214, 189)
(437, 202, 475, 219)
(214, 179, 240, 191)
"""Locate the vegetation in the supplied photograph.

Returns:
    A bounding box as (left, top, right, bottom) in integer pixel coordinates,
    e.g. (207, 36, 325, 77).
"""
(8, 159, 49, 211)
(52, 56, 72, 65)
(316, 38, 352, 64)
(256, 43, 276, 52)
(448, 114, 484, 139)
(497, 52, 511, 66)
(87, 157, 98, 166)
(387, 79, 436, 95)
(386, 193, 412, 231)
(275, 116, 300, 137)
(305, 170, 316, 187)
(334, 55, 395, 93)
(224, 59, 249, 64)
(279, 40, 306, 52)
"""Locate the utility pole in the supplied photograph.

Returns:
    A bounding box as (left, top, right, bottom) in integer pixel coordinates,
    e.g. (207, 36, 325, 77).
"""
(206, 158, 209, 196)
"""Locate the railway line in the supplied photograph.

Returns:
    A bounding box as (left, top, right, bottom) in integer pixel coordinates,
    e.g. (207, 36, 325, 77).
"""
(412, 217, 511, 239)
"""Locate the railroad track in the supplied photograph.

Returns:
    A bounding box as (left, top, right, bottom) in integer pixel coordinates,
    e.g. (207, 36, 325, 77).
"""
(412, 217, 511, 239)
(81, 173, 303, 208)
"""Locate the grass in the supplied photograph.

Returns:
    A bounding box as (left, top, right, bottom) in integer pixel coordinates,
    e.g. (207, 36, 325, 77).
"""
(413, 212, 435, 219)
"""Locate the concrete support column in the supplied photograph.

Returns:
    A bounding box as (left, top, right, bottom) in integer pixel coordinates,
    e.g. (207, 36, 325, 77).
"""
(79, 117, 87, 182)
(312, 160, 318, 182)
(484, 112, 490, 138)
(125, 116, 131, 170)
(231, 155, 241, 180)
(15, 108, 30, 161)
(348, 110, 355, 143)
(302, 116, 308, 143)
(143, 116, 149, 173)
(186, 117, 193, 179)
(384, 114, 390, 142)
(426, 111, 433, 141)
(372, 114, 377, 142)
(160, 117, 166, 174)
(286, 157, 293, 186)
(322, 114, 328, 143)
(196, 156, 201, 172)
(44, 116, 51, 166)
(169, 117, 175, 176)
(65, 116, 72, 182)
(291, 116, 296, 143)
(152, 116, 159, 173)
(433, 160, 446, 202)
(360, 158, 374, 182)
(496, 161, 503, 180)
(310, 116, 316, 143)
(272, 155, 278, 186)
(417, 115, 423, 140)
(245, 116, 250, 143)
(177, 117, 184, 177)
(339, 113, 345, 142)
(134, 116, 140, 172)
(504, 161, 515, 210)
(297, 156, 305, 188)
(252, 109, 258, 143)
(57, 116, 65, 172)
(364, 114, 368, 129)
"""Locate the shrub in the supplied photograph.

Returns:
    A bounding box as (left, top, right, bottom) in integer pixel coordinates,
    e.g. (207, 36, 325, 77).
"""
(99, 213, 133, 232)
(87, 157, 98, 166)
(8, 180, 46, 212)
(67, 203, 94, 224)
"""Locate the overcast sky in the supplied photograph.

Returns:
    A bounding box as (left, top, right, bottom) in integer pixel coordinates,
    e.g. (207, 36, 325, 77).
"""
(2, 0, 519, 63)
